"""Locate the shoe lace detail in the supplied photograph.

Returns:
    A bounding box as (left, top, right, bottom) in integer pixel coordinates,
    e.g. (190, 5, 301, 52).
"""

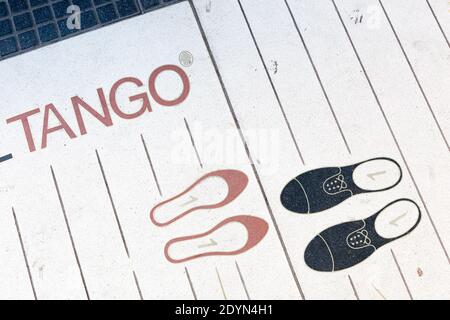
(347, 225, 374, 249)
(323, 171, 351, 195)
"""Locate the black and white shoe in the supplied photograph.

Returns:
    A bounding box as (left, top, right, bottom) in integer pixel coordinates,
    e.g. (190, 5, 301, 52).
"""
(280, 157, 402, 214)
(304, 199, 421, 272)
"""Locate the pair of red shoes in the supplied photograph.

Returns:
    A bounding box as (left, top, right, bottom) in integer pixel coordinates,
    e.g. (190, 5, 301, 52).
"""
(149, 170, 269, 263)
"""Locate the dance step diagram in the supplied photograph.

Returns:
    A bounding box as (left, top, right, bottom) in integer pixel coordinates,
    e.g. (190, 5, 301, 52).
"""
(281, 157, 421, 272)
(150, 169, 270, 264)
(148, 157, 420, 273)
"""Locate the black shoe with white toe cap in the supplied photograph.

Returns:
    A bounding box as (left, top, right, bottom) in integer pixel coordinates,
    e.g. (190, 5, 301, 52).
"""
(281, 157, 403, 214)
(304, 199, 421, 272)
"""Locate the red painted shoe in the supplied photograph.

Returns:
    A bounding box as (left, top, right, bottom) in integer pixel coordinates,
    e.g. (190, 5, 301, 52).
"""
(164, 215, 269, 263)
(150, 170, 248, 227)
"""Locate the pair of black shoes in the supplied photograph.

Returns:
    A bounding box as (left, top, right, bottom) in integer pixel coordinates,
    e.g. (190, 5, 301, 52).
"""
(281, 158, 421, 272)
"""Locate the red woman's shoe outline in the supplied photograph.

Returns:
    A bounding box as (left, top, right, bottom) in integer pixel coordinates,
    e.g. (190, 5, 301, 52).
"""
(150, 170, 249, 227)
(164, 215, 269, 264)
